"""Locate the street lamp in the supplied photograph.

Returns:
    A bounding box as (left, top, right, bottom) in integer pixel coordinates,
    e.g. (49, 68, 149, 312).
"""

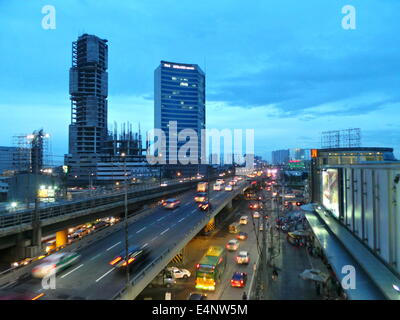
(10, 202, 18, 212)
(121, 152, 130, 288)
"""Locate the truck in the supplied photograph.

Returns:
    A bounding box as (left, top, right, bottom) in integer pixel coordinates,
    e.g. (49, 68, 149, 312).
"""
(197, 182, 208, 192)
(195, 182, 209, 202)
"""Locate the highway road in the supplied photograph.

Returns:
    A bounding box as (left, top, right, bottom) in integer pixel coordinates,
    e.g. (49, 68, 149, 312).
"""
(137, 188, 265, 300)
(0, 178, 246, 300)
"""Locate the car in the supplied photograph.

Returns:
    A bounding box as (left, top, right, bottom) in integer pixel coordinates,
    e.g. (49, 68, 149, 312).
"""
(236, 251, 250, 264)
(198, 201, 211, 211)
(167, 266, 191, 279)
(216, 179, 225, 184)
(249, 202, 260, 210)
(32, 252, 81, 278)
(213, 184, 222, 191)
(236, 232, 248, 240)
(194, 192, 207, 202)
(239, 216, 248, 225)
(92, 220, 109, 231)
(187, 292, 207, 300)
(163, 198, 181, 209)
(160, 183, 168, 187)
(69, 228, 88, 240)
(224, 185, 233, 191)
(226, 239, 239, 251)
(149, 272, 176, 288)
(253, 211, 261, 219)
(229, 180, 237, 186)
(230, 272, 248, 287)
(109, 246, 148, 269)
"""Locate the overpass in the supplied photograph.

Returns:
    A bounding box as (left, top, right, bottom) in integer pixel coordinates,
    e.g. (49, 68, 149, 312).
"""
(0, 178, 206, 260)
(0, 178, 252, 299)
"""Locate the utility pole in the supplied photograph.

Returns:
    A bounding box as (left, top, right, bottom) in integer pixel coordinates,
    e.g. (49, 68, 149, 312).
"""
(122, 153, 130, 287)
(207, 165, 210, 215)
(32, 133, 42, 255)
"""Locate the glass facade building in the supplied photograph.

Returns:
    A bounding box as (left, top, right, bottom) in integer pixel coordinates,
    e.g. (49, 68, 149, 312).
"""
(154, 61, 205, 165)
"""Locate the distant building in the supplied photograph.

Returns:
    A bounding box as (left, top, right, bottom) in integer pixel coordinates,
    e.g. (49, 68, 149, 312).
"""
(271, 149, 289, 165)
(290, 148, 310, 161)
(0, 146, 18, 174)
(154, 60, 205, 176)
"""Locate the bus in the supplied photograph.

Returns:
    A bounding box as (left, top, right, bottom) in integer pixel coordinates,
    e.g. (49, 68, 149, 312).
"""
(229, 222, 241, 234)
(195, 246, 227, 291)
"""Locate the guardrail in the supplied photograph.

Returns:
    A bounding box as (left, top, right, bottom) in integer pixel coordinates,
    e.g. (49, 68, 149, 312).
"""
(112, 180, 251, 300)
(0, 179, 197, 230)
(0, 203, 160, 289)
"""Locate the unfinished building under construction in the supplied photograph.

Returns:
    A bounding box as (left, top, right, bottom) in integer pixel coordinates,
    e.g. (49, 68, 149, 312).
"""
(65, 34, 109, 184)
(65, 34, 153, 186)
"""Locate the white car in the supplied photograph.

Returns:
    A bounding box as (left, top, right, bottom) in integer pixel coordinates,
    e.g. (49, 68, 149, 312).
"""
(225, 185, 233, 191)
(236, 251, 250, 264)
(239, 216, 248, 225)
(32, 252, 80, 278)
(213, 184, 222, 191)
(167, 266, 191, 279)
(226, 239, 240, 251)
(253, 211, 261, 219)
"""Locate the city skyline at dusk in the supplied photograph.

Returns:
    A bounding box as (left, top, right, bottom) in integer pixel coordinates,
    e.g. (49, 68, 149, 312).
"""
(1, 1, 400, 161)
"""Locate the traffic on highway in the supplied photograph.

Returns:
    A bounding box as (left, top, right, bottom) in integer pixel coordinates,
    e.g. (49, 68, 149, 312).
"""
(0, 174, 253, 300)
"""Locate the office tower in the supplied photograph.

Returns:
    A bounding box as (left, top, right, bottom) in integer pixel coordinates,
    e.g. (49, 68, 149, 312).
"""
(66, 34, 108, 183)
(271, 149, 290, 165)
(154, 61, 205, 174)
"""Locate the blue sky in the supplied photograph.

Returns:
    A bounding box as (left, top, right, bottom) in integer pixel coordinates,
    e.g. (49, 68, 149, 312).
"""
(1, 0, 400, 162)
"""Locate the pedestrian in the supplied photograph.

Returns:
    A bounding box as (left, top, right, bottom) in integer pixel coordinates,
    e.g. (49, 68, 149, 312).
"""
(242, 291, 247, 300)
(315, 282, 321, 295)
(272, 269, 278, 281)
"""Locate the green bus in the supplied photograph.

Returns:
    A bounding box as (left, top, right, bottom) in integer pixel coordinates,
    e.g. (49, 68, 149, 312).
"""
(195, 246, 227, 291)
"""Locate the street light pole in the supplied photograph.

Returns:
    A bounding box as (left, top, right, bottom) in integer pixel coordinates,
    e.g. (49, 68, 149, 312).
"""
(121, 153, 130, 287)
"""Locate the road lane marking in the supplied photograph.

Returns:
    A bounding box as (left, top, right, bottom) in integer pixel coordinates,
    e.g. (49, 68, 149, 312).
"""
(95, 268, 115, 282)
(90, 253, 102, 261)
(141, 243, 148, 249)
(178, 217, 185, 222)
(106, 241, 121, 251)
(150, 236, 158, 242)
(160, 228, 169, 235)
(191, 209, 197, 213)
(157, 216, 166, 221)
(60, 264, 84, 279)
(136, 227, 146, 233)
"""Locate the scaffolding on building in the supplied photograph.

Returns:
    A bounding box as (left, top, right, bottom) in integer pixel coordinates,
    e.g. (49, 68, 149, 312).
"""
(103, 121, 145, 157)
(321, 128, 361, 149)
(12, 129, 52, 173)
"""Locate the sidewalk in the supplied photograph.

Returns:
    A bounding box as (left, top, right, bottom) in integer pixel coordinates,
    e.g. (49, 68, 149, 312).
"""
(265, 229, 323, 300)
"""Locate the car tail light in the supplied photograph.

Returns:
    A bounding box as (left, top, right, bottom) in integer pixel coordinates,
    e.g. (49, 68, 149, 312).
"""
(110, 256, 122, 266)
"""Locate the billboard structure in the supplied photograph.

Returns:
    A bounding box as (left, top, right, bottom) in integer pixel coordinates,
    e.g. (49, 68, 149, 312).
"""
(321, 128, 361, 149)
(322, 169, 340, 218)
